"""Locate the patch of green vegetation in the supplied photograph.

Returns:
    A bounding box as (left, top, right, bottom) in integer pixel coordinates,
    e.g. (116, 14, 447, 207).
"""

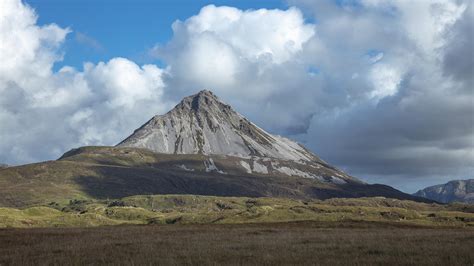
(0, 195, 473, 228)
(0, 206, 123, 228)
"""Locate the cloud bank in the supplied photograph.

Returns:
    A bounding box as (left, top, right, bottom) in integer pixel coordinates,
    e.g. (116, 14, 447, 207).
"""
(0, 0, 170, 164)
(0, 0, 472, 191)
(292, 0, 473, 191)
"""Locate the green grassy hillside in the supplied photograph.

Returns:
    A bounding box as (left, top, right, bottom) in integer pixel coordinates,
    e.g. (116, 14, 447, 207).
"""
(1, 195, 472, 228)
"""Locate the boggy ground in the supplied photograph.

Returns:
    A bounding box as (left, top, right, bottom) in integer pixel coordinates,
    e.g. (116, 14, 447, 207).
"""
(0, 221, 473, 266)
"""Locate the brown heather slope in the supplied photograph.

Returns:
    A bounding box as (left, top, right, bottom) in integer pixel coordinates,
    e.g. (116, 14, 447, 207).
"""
(0, 146, 431, 208)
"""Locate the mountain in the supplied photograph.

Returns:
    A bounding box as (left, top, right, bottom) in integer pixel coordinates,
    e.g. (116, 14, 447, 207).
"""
(118, 90, 318, 162)
(118, 90, 355, 185)
(414, 179, 474, 204)
(0, 164, 8, 169)
(0, 90, 431, 208)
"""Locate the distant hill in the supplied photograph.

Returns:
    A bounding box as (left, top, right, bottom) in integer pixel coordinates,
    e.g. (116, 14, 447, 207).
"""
(414, 179, 474, 204)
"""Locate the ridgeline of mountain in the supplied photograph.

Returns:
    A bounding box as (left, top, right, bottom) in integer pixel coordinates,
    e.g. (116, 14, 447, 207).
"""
(118, 90, 319, 162)
(414, 179, 474, 204)
(0, 90, 432, 208)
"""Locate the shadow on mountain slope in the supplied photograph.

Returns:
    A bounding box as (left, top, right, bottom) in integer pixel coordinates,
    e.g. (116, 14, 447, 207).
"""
(72, 164, 432, 203)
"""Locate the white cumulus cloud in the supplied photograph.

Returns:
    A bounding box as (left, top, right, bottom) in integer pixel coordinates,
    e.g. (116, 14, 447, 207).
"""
(0, 0, 170, 164)
(369, 64, 402, 99)
(154, 5, 322, 133)
(170, 5, 314, 64)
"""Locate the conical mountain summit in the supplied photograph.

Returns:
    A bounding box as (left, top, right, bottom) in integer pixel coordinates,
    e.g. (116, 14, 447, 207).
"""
(117, 90, 358, 184)
(118, 90, 320, 162)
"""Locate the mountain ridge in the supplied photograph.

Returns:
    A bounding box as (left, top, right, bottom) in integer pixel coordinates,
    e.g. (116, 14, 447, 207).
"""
(414, 179, 473, 203)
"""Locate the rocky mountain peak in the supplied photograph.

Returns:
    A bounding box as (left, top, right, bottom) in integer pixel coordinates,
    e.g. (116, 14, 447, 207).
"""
(170, 89, 235, 119)
(175, 90, 223, 112)
(118, 90, 321, 162)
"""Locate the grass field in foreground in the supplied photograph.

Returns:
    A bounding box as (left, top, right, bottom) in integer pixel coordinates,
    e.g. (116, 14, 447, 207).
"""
(0, 195, 473, 228)
(0, 221, 473, 265)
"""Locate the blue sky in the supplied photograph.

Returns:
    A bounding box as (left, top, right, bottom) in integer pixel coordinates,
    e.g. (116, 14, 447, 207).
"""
(27, 0, 286, 69)
(1, 0, 472, 193)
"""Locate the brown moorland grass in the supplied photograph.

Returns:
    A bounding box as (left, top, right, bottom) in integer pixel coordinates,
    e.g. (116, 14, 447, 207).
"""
(0, 221, 473, 266)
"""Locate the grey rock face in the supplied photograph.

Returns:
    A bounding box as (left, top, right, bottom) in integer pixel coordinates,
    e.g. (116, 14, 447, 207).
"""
(413, 179, 474, 203)
(118, 90, 321, 162)
(117, 90, 362, 184)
